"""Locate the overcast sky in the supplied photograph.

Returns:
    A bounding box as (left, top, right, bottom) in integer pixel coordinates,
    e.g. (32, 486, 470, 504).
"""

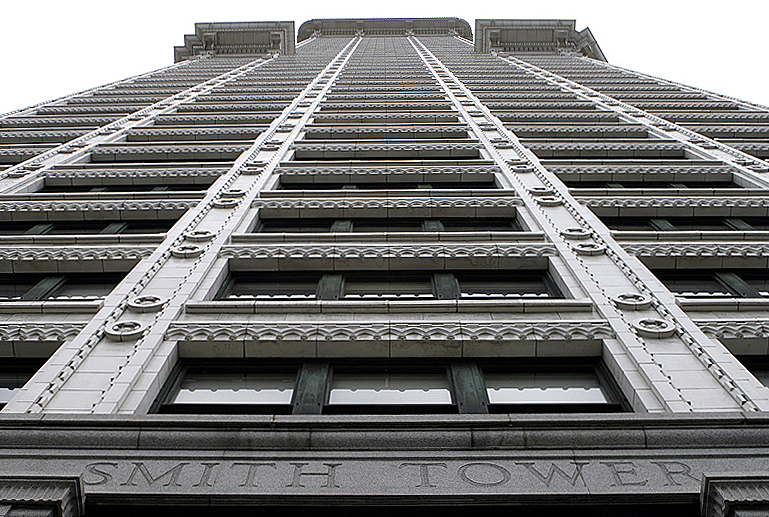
(2, 0, 768, 115)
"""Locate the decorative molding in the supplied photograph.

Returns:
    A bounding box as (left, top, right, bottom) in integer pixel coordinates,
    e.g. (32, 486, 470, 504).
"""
(701, 474, 769, 517)
(579, 197, 769, 209)
(548, 164, 737, 177)
(0, 477, 83, 517)
(0, 323, 85, 342)
(220, 243, 557, 260)
(695, 320, 768, 340)
(91, 143, 252, 156)
(252, 196, 523, 211)
(623, 243, 769, 258)
(44, 167, 227, 181)
(166, 320, 613, 343)
(0, 200, 198, 213)
(0, 246, 154, 262)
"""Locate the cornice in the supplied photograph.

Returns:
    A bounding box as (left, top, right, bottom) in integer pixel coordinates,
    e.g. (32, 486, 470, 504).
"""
(166, 320, 613, 343)
(0, 199, 198, 213)
(695, 320, 769, 340)
(622, 242, 769, 258)
(0, 323, 85, 342)
(220, 243, 557, 262)
(578, 197, 769, 209)
(0, 246, 154, 262)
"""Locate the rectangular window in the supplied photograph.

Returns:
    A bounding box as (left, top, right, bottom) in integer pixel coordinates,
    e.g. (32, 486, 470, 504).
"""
(0, 273, 125, 301)
(254, 217, 521, 233)
(38, 183, 210, 193)
(456, 271, 559, 298)
(652, 269, 769, 298)
(328, 371, 453, 408)
(156, 364, 299, 414)
(217, 270, 562, 301)
(0, 220, 177, 236)
(279, 181, 496, 190)
(0, 361, 43, 409)
(155, 360, 627, 415)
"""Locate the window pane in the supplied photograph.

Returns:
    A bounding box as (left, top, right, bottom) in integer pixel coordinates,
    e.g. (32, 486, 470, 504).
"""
(484, 372, 609, 404)
(456, 271, 554, 298)
(226, 273, 320, 300)
(0, 277, 40, 300)
(654, 271, 731, 297)
(173, 373, 296, 405)
(0, 372, 34, 405)
(343, 273, 434, 299)
(441, 218, 520, 232)
(329, 373, 452, 405)
(54, 279, 120, 300)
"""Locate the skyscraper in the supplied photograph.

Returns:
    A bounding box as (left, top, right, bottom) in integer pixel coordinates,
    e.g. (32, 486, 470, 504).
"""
(1, 17, 768, 517)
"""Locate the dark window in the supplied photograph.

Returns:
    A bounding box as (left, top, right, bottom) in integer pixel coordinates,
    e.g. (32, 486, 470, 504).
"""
(279, 181, 496, 190)
(255, 217, 521, 233)
(0, 220, 177, 235)
(737, 357, 769, 388)
(0, 273, 125, 301)
(216, 270, 561, 301)
(602, 217, 760, 232)
(38, 183, 211, 193)
(155, 363, 300, 415)
(652, 269, 769, 298)
(154, 359, 627, 415)
(566, 180, 739, 189)
(0, 360, 43, 409)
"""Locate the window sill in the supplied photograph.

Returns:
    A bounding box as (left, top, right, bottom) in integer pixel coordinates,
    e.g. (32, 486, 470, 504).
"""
(0, 234, 166, 245)
(230, 231, 545, 244)
(258, 189, 519, 199)
(677, 297, 769, 311)
(185, 298, 594, 314)
(614, 230, 769, 241)
(0, 300, 104, 313)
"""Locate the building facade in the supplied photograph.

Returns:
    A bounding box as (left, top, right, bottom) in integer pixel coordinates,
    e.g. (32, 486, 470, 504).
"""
(1, 17, 769, 517)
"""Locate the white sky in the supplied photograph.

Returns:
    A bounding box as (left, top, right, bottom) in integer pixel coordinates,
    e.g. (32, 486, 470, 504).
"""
(1, 0, 768, 115)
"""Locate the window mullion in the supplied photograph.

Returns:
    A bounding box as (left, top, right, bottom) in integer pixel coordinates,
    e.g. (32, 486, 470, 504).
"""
(331, 220, 353, 232)
(317, 273, 344, 300)
(450, 362, 489, 414)
(293, 362, 330, 415)
(714, 272, 762, 298)
(21, 276, 67, 300)
(433, 273, 460, 299)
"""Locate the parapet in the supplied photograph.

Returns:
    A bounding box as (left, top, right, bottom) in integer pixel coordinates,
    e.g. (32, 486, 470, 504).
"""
(297, 18, 472, 42)
(174, 21, 296, 62)
(474, 19, 606, 61)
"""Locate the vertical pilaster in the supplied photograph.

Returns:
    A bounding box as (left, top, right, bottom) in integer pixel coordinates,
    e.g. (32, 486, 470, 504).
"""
(410, 35, 769, 413)
(3, 36, 361, 414)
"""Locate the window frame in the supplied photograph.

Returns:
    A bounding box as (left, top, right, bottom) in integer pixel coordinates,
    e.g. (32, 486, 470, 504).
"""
(153, 358, 629, 415)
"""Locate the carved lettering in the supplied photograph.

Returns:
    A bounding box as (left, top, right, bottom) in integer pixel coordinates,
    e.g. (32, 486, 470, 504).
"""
(120, 462, 190, 487)
(287, 463, 341, 488)
(231, 462, 277, 487)
(457, 463, 511, 486)
(516, 462, 588, 488)
(600, 461, 648, 487)
(398, 462, 448, 488)
(650, 461, 698, 486)
(83, 462, 119, 486)
(193, 462, 221, 488)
